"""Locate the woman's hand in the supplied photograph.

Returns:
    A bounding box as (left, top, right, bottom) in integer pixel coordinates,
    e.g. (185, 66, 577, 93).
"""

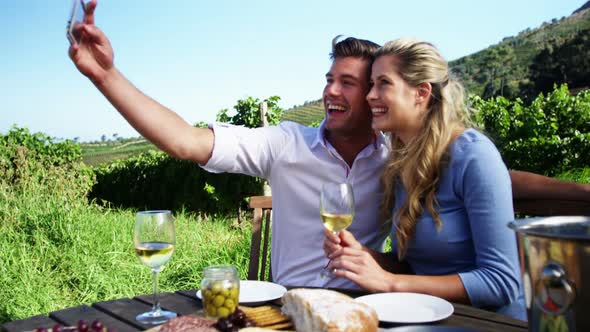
(323, 230, 394, 293)
(323, 229, 362, 257)
(68, 0, 115, 86)
(329, 245, 395, 293)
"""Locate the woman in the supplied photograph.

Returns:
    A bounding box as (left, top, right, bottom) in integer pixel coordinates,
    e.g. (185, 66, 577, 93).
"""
(323, 38, 526, 320)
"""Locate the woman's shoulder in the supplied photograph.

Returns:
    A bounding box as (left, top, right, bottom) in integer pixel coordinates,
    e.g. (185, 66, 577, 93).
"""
(452, 128, 494, 147)
(450, 128, 501, 160)
(447, 130, 511, 199)
(448, 128, 508, 180)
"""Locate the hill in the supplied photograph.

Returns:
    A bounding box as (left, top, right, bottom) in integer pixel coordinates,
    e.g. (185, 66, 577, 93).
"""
(81, 138, 157, 166)
(281, 99, 324, 126)
(282, 2, 590, 124)
(450, 3, 590, 100)
(574, 0, 590, 14)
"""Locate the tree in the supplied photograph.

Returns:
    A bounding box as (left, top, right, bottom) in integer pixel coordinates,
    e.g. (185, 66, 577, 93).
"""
(496, 46, 517, 97)
(529, 28, 590, 96)
(216, 96, 283, 128)
(481, 45, 517, 99)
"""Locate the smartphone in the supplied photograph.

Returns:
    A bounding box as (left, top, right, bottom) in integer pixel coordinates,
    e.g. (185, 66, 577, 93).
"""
(66, 0, 87, 45)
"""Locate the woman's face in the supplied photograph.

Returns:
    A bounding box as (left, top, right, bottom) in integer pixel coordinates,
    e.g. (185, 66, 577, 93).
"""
(367, 55, 428, 142)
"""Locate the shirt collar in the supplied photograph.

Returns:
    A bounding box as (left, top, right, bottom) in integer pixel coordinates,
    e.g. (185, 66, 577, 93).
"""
(310, 119, 327, 149)
(311, 118, 386, 152)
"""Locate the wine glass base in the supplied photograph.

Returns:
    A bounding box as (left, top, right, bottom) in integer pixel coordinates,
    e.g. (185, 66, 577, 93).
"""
(136, 309, 177, 325)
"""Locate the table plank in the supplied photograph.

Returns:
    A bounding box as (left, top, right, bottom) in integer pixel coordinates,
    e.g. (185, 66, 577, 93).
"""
(452, 303, 528, 329)
(175, 289, 199, 300)
(436, 314, 526, 332)
(92, 298, 157, 330)
(1, 314, 61, 332)
(49, 305, 140, 332)
(134, 292, 202, 316)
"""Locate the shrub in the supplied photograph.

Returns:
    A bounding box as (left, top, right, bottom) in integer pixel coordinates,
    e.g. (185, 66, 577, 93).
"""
(90, 150, 262, 215)
(471, 85, 590, 175)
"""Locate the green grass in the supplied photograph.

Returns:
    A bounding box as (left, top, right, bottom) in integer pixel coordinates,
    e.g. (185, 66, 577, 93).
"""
(0, 179, 253, 324)
(556, 167, 590, 184)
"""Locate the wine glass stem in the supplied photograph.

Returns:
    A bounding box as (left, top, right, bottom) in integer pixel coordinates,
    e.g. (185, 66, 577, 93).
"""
(323, 230, 340, 269)
(151, 269, 161, 313)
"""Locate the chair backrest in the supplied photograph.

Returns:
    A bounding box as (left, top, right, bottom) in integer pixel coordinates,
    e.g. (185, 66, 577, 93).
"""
(248, 196, 273, 281)
(513, 198, 590, 216)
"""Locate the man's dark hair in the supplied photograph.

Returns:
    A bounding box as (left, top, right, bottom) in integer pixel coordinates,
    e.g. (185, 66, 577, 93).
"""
(330, 35, 380, 60)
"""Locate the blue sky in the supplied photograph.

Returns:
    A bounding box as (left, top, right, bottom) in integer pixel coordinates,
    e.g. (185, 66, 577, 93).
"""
(0, 0, 585, 142)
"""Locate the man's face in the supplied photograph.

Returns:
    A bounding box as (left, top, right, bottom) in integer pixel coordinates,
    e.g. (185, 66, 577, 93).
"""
(322, 57, 372, 136)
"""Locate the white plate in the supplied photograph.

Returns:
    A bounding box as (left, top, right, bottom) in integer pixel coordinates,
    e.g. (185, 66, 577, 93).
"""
(356, 292, 454, 324)
(197, 280, 287, 306)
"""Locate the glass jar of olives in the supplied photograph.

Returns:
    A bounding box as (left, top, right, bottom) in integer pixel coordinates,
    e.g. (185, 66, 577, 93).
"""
(201, 265, 240, 318)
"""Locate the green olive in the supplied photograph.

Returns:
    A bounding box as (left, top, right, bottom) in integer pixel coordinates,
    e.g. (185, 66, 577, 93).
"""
(211, 282, 223, 293)
(230, 287, 239, 300)
(224, 298, 235, 309)
(217, 307, 230, 317)
(213, 294, 225, 307)
(206, 305, 217, 317)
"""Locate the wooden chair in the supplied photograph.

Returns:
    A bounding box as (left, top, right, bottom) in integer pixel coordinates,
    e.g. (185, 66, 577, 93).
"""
(248, 196, 273, 281)
(514, 198, 590, 217)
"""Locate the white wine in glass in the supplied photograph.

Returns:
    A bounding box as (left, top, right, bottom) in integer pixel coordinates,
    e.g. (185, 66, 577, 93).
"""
(321, 212, 353, 233)
(320, 182, 354, 279)
(134, 210, 177, 325)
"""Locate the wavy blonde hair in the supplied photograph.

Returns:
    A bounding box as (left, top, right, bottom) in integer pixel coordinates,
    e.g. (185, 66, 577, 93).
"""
(376, 39, 472, 259)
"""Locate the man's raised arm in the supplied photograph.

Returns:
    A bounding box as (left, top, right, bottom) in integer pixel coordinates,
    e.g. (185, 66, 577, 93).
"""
(68, 0, 214, 164)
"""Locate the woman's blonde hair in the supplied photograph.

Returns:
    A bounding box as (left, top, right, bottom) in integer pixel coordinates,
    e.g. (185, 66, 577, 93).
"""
(376, 38, 472, 259)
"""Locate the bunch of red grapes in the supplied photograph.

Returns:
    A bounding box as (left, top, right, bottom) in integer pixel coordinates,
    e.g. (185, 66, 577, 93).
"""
(33, 319, 116, 332)
(215, 308, 255, 332)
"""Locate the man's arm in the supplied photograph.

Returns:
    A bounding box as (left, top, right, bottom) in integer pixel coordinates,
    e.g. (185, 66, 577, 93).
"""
(509, 170, 590, 201)
(69, 0, 214, 164)
(95, 67, 214, 163)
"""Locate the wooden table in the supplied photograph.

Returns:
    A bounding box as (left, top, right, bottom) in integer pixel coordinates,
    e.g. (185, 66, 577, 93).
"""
(1, 288, 528, 332)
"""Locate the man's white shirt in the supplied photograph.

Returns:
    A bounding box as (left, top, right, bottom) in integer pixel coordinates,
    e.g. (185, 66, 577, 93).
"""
(201, 121, 389, 289)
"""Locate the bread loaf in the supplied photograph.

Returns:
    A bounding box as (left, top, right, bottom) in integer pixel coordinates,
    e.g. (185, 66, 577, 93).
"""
(281, 289, 378, 332)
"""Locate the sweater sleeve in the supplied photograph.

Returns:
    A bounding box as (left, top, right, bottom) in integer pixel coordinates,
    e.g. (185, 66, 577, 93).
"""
(454, 139, 522, 309)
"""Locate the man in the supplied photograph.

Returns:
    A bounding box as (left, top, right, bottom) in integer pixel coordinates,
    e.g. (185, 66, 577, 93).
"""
(70, 1, 589, 289)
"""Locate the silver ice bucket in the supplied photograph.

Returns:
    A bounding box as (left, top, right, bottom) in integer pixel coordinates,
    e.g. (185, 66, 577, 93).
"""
(509, 216, 590, 332)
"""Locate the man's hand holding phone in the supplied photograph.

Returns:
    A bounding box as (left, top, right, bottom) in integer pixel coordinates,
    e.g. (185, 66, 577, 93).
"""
(66, 0, 88, 45)
(67, 0, 115, 87)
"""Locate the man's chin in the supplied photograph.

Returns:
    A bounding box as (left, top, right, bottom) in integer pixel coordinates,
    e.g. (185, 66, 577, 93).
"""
(324, 119, 341, 131)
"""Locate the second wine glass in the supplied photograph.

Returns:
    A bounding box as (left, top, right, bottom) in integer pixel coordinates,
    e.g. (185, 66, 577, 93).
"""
(134, 210, 177, 325)
(320, 182, 355, 279)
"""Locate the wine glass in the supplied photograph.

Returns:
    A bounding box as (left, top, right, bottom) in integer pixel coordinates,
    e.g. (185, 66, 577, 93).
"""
(320, 182, 355, 279)
(134, 210, 177, 324)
